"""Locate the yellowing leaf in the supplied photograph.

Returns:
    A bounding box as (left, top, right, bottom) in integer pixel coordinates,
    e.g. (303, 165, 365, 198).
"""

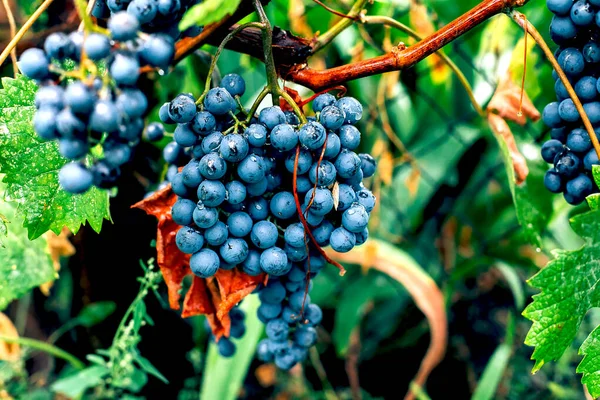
(40, 228, 75, 295)
(0, 312, 19, 362)
(409, 3, 449, 83)
(405, 167, 421, 198)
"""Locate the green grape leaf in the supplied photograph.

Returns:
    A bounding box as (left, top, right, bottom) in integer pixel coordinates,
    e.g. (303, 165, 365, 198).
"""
(523, 208, 600, 396)
(0, 200, 55, 310)
(0, 75, 110, 240)
(592, 165, 600, 188)
(179, 0, 242, 30)
(578, 325, 600, 396)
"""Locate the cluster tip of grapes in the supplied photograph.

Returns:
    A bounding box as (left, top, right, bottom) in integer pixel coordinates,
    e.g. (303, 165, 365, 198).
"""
(542, 0, 600, 204)
(160, 74, 376, 369)
(19, 0, 204, 194)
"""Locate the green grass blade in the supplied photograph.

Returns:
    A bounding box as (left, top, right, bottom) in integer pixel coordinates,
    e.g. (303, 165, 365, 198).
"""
(200, 294, 262, 400)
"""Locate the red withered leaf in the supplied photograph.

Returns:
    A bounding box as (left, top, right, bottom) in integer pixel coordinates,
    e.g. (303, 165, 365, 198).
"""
(132, 185, 266, 339)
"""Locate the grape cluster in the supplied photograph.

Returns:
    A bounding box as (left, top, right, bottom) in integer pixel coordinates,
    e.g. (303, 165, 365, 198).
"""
(19, 12, 174, 194)
(256, 269, 323, 369)
(164, 74, 376, 368)
(542, 0, 600, 204)
(92, 0, 202, 39)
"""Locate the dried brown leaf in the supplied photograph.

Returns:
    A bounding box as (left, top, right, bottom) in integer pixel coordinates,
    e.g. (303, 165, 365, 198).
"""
(405, 168, 421, 198)
(487, 73, 541, 125)
(40, 228, 75, 296)
(133, 185, 265, 339)
(487, 113, 529, 185)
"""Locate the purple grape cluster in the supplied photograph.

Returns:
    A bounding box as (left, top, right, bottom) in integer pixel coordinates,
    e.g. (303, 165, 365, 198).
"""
(163, 74, 376, 368)
(542, 0, 600, 204)
(19, 12, 175, 194)
(92, 0, 202, 39)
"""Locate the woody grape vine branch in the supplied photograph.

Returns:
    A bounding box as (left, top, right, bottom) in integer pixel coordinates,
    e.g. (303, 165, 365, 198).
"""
(284, 0, 531, 91)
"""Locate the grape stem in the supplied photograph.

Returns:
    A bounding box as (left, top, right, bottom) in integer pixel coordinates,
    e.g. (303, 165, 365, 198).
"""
(280, 90, 308, 124)
(195, 22, 264, 106)
(0, 0, 55, 67)
(244, 85, 270, 124)
(311, 0, 369, 54)
(74, 0, 95, 33)
(0, 335, 86, 370)
(253, 0, 280, 105)
(508, 10, 600, 159)
(292, 145, 346, 276)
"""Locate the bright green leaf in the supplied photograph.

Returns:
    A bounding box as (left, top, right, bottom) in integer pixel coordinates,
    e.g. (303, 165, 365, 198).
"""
(51, 365, 109, 398)
(523, 209, 600, 395)
(592, 165, 600, 188)
(587, 193, 600, 211)
(0, 75, 111, 240)
(578, 325, 600, 396)
(0, 200, 54, 310)
(179, 0, 242, 31)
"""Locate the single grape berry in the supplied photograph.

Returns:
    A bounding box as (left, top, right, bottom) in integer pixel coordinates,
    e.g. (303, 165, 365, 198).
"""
(168, 94, 197, 123)
(18, 48, 49, 80)
(108, 12, 140, 41)
(541, 139, 565, 163)
(204, 87, 235, 115)
(145, 122, 165, 141)
(59, 163, 93, 194)
(221, 74, 246, 96)
(190, 249, 220, 278)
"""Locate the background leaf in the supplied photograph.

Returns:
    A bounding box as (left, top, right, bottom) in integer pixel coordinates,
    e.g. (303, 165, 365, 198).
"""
(179, 0, 242, 30)
(0, 199, 54, 310)
(0, 75, 111, 240)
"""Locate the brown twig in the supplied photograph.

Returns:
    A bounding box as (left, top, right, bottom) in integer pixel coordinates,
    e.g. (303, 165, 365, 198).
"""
(312, 0, 359, 21)
(1, 0, 18, 77)
(0, 0, 55, 67)
(345, 327, 363, 400)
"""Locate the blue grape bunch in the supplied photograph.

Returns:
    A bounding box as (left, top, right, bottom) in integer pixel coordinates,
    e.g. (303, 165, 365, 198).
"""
(162, 74, 376, 369)
(542, 0, 600, 204)
(93, 0, 202, 39)
(19, 11, 175, 194)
